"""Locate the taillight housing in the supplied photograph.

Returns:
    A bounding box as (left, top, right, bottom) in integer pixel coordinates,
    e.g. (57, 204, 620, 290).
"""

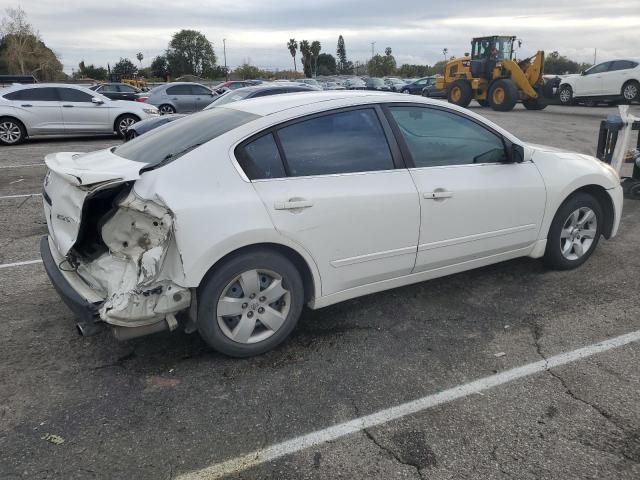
(136, 97, 148, 103)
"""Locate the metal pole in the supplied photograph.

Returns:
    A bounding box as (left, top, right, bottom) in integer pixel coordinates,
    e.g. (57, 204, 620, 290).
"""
(371, 41, 376, 58)
(223, 38, 228, 81)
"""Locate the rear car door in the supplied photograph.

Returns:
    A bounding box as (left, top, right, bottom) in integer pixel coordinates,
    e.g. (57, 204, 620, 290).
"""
(116, 84, 140, 101)
(604, 60, 639, 96)
(165, 85, 195, 112)
(385, 104, 546, 273)
(3, 87, 64, 134)
(243, 106, 421, 296)
(58, 87, 111, 133)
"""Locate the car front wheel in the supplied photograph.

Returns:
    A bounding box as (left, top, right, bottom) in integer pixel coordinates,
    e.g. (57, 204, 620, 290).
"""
(558, 85, 573, 105)
(197, 249, 304, 357)
(0, 117, 26, 145)
(544, 192, 603, 270)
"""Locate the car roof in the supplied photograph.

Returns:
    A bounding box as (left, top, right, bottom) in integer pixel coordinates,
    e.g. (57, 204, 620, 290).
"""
(0, 83, 94, 93)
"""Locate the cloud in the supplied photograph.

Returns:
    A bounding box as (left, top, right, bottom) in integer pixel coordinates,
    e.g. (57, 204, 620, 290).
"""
(13, 0, 640, 72)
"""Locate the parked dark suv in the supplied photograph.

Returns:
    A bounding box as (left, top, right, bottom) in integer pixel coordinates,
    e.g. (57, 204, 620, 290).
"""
(89, 83, 144, 101)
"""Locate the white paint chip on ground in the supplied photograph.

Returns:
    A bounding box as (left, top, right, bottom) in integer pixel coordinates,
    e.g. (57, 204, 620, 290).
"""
(177, 329, 640, 480)
(0, 193, 42, 200)
(0, 259, 42, 269)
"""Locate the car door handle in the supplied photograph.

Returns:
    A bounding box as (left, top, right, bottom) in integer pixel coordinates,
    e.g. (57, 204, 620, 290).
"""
(424, 191, 453, 199)
(21, 104, 33, 107)
(274, 200, 314, 210)
(62, 104, 74, 108)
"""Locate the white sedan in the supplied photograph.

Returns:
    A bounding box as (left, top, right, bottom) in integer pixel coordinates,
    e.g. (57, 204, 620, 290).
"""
(0, 83, 159, 145)
(558, 59, 640, 105)
(40, 92, 623, 357)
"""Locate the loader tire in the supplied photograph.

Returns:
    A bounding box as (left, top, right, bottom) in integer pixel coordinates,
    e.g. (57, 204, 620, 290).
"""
(489, 79, 518, 111)
(522, 97, 547, 110)
(447, 80, 473, 108)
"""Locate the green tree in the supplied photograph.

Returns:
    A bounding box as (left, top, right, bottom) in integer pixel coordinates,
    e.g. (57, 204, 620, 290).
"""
(166, 29, 217, 77)
(310, 40, 321, 77)
(316, 53, 337, 76)
(367, 50, 396, 77)
(431, 60, 447, 75)
(0, 6, 64, 80)
(234, 63, 262, 79)
(287, 38, 298, 72)
(336, 35, 348, 73)
(76, 60, 107, 80)
(544, 51, 591, 75)
(136, 51, 143, 68)
(112, 57, 137, 78)
(150, 55, 168, 79)
(299, 40, 312, 78)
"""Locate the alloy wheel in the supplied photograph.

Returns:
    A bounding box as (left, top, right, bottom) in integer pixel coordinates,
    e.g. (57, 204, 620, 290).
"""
(118, 117, 136, 135)
(159, 105, 175, 114)
(559, 87, 572, 104)
(560, 207, 598, 260)
(216, 269, 291, 344)
(0, 121, 22, 144)
(623, 83, 638, 101)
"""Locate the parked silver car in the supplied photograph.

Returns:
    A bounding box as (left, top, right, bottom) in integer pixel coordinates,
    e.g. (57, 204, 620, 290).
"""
(0, 83, 158, 145)
(143, 82, 218, 114)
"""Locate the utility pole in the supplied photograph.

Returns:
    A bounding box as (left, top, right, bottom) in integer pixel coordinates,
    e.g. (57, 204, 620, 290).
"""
(223, 38, 228, 81)
(371, 41, 376, 59)
(593, 48, 597, 65)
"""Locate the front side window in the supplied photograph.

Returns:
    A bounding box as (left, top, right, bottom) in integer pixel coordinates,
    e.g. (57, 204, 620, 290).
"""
(58, 88, 94, 102)
(237, 133, 286, 180)
(118, 84, 138, 93)
(389, 106, 507, 167)
(101, 84, 119, 93)
(166, 85, 191, 95)
(277, 108, 394, 177)
(191, 85, 212, 95)
(4, 87, 59, 101)
(585, 62, 611, 75)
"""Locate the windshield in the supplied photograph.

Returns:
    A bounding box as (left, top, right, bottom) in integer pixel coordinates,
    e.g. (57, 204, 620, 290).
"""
(113, 107, 259, 165)
(204, 90, 253, 109)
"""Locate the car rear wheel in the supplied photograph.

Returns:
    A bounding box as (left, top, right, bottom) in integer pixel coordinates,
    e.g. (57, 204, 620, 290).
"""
(197, 249, 304, 357)
(401, 89, 410, 94)
(544, 192, 603, 270)
(159, 104, 176, 114)
(489, 79, 518, 111)
(115, 114, 139, 138)
(0, 117, 26, 145)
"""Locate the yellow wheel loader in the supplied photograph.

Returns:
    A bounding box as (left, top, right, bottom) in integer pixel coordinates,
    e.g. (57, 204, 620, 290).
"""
(435, 36, 547, 111)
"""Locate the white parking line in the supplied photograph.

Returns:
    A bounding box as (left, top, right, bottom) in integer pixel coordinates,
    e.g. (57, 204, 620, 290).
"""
(0, 163, 45, 169)
(177, 329, 640, 480)
(0, 193, 41, 200)
(0, 259, 42, 269)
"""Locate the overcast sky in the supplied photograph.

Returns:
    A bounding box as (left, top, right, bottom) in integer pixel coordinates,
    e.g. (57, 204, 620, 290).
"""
(14, 0, 640, 73)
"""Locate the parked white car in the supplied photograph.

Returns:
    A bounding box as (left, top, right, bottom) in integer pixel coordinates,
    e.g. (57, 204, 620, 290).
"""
(0, 84, 159, 145)
(40, 92, 623, 357)
(558, 59, 640, 105)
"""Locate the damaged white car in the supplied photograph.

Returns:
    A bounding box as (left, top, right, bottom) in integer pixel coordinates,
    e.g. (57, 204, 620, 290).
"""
(41, 92, 623, 357)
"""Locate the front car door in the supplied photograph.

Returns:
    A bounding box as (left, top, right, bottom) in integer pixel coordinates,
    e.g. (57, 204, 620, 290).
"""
(116, 84, 140, 101)
(575, 62, 611, 96)
(240, 106, 421, 295)
(191, 84, 215, 111)
(165, 84, 195, 112)
(2, 87, 64, 134)
(57, 87, 110, 133)
(384, 104, 546, 272)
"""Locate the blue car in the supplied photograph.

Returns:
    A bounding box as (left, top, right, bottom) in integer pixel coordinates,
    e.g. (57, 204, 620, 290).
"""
(400, 76, 436, 95)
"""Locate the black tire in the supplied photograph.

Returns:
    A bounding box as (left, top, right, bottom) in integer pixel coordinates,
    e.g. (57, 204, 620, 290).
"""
(447, 79, 473, 108)
(543, 192, 604, 270)
(522, 97, 547, 110)
(477, 99, 490, 107)
(401, 89, 410, 94)
(621, 80, 639, 104)
(558, 85, 573, 105)
(114, 114, 139, 138)
(488, 79, 518, 111)
(0, 116, 26, 145)
(197, 249, 304, 357)
(125, 130, 138, 142)
(159, 104, 176, 114)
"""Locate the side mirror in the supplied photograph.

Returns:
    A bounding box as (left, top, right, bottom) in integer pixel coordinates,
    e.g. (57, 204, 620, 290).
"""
(580, 70, 586, 76)
(509, 143, 525, 163)
(91, 97, 104, 104)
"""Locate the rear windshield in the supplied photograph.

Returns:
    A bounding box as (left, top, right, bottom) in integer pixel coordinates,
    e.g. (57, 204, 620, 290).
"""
(113, 107, 259, 165)
(204, 90, 252, 109)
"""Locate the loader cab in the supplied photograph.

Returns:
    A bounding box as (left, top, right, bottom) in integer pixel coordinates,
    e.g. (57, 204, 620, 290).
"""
(471, 36, 515, 61)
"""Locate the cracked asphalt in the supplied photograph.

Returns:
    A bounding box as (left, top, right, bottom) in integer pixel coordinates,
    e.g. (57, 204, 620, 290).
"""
(1, 104, 639, 480)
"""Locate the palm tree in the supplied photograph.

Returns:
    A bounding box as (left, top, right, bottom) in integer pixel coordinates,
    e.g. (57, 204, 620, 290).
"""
(287, 39, 298, 72)
(136, 52, 144, 68)
(310, 41, 321, 77)
(299, 40, 311, 77)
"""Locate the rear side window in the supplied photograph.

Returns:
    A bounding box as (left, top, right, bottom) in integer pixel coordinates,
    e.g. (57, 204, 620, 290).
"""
(276, 108, 394, 177)
(610, 60, 638, 71)
(58, 88, 94, 102)
(237, 133, 286, 179)
(114, 107, 259, 166)
(4, 87, 59, 101)
(166, 85, 191, 95)
(389, 106, 507, 167)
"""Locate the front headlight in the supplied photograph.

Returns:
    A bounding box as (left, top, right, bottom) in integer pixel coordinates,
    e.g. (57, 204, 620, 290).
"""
(143, 108, 159, 115)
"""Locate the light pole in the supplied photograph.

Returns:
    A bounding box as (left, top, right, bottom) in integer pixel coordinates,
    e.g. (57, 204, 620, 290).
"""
(371, 41, 376, 59)
(223, 38, 228, 81)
